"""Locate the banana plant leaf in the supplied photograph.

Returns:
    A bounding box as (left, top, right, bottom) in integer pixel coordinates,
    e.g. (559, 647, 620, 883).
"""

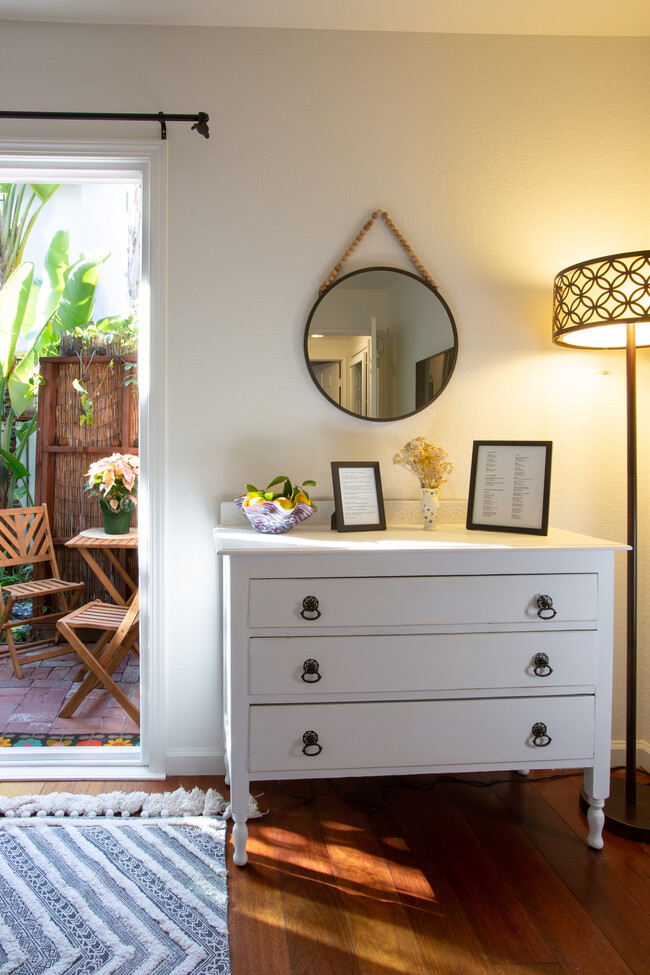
(8, 324, 52, 417)
(22, 229, 69, 347)
(51, 258, 102, 333)
(0, 445, 30, 480)
(39, 227, 70, 322)
(0, 263, 33, 376)
(0, 183, 60, 285)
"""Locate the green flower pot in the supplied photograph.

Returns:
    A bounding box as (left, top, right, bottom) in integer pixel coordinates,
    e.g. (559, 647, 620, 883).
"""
(99, 498, 135, 535)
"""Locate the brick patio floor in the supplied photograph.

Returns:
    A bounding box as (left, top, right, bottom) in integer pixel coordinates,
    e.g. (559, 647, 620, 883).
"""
(0, 650, 140, 738)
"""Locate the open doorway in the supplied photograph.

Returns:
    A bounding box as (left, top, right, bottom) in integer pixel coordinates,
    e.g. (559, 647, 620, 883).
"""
(0, 142, 166, 774)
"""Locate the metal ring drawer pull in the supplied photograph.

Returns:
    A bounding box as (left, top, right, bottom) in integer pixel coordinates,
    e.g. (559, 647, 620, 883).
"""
(533, 652, 553, 677)
(531, 722, 552, 747)
(300, 595, 321, 620)
(302, 730, 322, 756)
(536, 595, 557, 620)
(301, 658, 322, 682)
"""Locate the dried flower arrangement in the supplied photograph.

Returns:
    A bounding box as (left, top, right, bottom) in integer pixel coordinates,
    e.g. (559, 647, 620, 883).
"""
(393, 437, 453, 490)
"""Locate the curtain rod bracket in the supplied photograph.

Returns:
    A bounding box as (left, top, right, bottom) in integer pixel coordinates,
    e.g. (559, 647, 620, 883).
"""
(158, 112, 167, 140)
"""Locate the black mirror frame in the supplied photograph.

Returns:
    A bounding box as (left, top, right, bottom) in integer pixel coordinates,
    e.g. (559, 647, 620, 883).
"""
(304, 266, 458, 423)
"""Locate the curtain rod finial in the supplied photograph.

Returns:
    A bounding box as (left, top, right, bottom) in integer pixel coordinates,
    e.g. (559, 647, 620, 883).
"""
(192, 112, 210, 139)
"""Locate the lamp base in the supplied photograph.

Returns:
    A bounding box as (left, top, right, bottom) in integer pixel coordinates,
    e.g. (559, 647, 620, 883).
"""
(580, 778, 650, 842)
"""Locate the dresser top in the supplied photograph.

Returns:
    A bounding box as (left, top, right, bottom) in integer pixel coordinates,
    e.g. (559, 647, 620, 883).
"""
(213, 523, 626, 555)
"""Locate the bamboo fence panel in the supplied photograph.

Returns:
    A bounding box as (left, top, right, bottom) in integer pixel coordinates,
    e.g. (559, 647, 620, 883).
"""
(35, 339, 138, 603)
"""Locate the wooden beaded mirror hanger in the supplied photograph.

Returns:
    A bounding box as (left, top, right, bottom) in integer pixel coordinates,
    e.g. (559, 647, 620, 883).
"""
(319, 209, 437, 293)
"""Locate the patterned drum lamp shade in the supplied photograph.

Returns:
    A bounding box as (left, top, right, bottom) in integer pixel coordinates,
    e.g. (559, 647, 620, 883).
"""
(553, 250, 650, 349)
(552, 249, 650, 842)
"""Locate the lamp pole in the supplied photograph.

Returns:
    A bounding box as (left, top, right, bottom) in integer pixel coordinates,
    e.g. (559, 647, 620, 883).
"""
(625, 323, 637, 807)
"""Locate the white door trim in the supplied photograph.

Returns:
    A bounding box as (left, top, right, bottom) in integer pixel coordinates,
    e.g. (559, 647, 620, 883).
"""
(0, 140, 167, 777)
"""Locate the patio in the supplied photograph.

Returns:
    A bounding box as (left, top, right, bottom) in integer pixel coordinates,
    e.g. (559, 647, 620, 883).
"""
(0, 650, 139, 747)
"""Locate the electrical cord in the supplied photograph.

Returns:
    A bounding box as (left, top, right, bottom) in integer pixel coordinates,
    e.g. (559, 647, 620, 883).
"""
(278, 766, 645, 815)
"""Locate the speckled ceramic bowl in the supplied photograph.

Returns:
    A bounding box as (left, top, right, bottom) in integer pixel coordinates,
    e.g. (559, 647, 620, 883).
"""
(234, 496, 316, 534)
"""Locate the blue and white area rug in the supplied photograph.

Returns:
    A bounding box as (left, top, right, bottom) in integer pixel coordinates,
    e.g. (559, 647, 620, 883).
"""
(0, 816, 230, 975)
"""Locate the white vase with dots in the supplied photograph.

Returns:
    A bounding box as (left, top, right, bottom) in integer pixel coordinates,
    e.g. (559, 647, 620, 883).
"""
(421, 488, 440, 531)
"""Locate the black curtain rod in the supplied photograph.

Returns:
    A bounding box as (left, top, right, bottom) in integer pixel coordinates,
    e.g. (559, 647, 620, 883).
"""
(0, 111, 209, 140)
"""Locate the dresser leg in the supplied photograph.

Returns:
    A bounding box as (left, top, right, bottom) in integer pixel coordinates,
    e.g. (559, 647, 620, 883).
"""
(586, 795, 605, 849)
(232, 816, 249, 866)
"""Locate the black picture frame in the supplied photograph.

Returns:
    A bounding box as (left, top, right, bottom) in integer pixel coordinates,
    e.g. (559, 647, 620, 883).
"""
(466, 440, 552, 535)
(331, 461, 386, 532)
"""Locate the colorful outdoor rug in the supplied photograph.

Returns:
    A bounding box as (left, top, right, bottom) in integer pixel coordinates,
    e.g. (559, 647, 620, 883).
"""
(0, 815, 230, 974)
(0, 732, 140, 748)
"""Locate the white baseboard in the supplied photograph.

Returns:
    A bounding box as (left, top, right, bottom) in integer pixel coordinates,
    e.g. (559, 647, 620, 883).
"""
(610, 739, 650, 774)
(165, 748, 226, 776)
(0, 765, 166, 781)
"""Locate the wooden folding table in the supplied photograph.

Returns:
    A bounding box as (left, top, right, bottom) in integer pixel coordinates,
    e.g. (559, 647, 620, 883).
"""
(65, 528, 138, 605)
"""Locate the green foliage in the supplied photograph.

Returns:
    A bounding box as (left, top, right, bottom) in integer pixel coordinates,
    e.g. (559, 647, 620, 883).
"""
(52, 257, 104, 332)
(63, 314, 138, 354)
(0, 241, 113, 501)
(0, 262, 33, 380)
(0, 183, 60, 288)
(0, 182, 139, 501)
(72, 378, 94, 425)
(122, 359, 138, 391)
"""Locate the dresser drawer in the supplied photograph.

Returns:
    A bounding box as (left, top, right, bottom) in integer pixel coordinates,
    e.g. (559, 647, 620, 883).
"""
(248, 574, 597, 629)
(248, 630, 597, 695)
(249, 696, 595, 774)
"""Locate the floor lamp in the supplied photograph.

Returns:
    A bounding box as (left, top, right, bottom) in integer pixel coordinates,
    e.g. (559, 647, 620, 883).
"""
(553, 250, 650, 841)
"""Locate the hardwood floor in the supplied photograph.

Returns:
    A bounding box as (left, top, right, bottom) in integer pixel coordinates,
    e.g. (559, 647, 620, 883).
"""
(1, 770, 649, 974)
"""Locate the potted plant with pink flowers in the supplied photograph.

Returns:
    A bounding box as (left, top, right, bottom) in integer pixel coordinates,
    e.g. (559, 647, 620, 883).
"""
(86, 453, 139, 535)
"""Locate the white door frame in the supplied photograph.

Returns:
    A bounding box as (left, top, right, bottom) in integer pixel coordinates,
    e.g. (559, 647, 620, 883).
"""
(0, 140, 167, 778)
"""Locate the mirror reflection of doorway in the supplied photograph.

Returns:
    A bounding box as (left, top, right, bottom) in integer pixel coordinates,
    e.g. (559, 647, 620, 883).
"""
(311, 360, 342, 405)
(309, 332, 375, 416)
(349, 347, 368, 416)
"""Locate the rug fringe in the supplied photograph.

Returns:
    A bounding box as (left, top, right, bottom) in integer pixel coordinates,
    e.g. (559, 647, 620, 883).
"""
(0, 786, 264, 820)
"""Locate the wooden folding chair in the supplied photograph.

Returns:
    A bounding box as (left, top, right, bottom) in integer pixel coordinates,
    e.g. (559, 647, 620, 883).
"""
(0, 504, 84, 678)
(56, 590, 140, 726)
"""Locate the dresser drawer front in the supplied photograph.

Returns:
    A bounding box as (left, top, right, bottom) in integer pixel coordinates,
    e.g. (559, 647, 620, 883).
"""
(248, 574, 597, 629)
(249, 631, 597, 695)
(249, 696, 595, 773)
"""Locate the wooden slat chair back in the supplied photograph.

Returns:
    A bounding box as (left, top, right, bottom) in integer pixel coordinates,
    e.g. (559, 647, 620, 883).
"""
(56, 590, 140, 727)
(0, 507, 55, 566)
(0, 505, 84, 678)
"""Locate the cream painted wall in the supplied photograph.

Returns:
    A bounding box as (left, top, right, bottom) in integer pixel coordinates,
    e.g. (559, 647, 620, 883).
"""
(0, 23, 648, 769)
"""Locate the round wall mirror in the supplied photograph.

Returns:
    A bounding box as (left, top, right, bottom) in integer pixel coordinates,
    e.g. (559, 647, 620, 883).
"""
(304, 267, 457, 421)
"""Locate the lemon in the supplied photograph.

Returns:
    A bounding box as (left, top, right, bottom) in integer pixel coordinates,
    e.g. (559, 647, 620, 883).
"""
(275, 497, 293, 509)
(293, 492, 314, 507)
(243, 491, 263, 507)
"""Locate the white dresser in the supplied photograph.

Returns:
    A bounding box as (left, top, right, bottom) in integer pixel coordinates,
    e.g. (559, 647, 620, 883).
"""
(213, 523, 623, 865)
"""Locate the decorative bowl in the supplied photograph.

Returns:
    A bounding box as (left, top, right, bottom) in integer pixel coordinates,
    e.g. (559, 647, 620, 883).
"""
(234, 496, 316, 534)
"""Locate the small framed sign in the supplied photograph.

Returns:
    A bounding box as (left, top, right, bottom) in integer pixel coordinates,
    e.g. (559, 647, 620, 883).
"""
(331, 461, 386, 532)
(466, 440, 552, 535)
